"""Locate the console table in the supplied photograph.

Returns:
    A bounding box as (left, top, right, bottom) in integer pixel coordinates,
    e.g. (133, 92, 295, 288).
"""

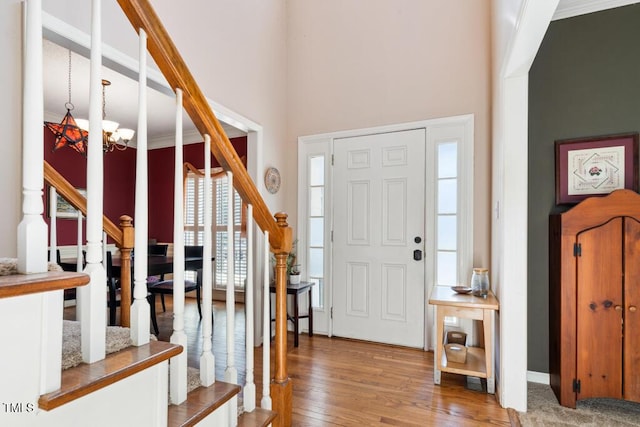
(428, 286, 499, 394)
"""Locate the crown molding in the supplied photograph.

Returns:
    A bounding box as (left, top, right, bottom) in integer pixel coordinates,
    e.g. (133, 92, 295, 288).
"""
(553, 0, 640, 20)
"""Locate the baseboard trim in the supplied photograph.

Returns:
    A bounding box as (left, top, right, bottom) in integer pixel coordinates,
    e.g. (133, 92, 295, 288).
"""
(527, 371, 550, 384)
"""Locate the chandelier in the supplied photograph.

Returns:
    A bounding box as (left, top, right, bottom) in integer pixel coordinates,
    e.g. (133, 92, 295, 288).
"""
(75, 79, 135, 152)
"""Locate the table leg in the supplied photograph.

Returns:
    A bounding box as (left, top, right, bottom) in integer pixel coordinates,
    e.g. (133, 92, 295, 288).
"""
(434, 306, 444, 385)
(308, 288, 313, 337)
(294, 293, 299, 347)
(483, 308, 495, 394)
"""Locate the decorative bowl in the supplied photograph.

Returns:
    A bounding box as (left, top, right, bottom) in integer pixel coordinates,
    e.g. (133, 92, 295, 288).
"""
(451, 286, 472, 294)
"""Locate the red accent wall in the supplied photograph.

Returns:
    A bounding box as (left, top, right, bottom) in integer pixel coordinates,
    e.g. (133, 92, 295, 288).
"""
(43, 128, 246, 246)
(148, 137, 247, 242)
(44, 128, 136, 245)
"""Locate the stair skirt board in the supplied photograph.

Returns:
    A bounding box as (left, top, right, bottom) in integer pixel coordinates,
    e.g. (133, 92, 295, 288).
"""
(39, 357, 173, 426)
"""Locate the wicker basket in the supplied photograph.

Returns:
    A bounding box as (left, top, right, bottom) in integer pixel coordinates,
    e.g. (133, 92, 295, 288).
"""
(446, 331, 467, 345)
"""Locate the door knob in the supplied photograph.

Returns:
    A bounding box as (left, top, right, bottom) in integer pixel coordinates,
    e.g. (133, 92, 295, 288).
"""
(615, 305, 623, 312)
(630, 306, 637, 313)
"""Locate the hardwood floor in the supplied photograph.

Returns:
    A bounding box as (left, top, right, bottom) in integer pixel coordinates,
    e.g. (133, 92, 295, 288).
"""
(67, 296, 512, 426)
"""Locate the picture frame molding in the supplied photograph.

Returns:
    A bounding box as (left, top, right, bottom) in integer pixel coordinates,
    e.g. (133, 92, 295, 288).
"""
(555, 132, 639, 205)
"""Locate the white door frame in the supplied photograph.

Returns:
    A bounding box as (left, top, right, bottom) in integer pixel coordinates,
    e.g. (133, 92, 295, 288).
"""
(298, 114, 474, 350)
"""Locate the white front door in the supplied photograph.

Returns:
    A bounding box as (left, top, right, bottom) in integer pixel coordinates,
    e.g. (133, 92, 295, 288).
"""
(332, 129, 426, 348)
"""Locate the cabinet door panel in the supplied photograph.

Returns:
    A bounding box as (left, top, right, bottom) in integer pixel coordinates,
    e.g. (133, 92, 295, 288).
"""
(624, 218, 640, 402)
(577, 219, 623, 400)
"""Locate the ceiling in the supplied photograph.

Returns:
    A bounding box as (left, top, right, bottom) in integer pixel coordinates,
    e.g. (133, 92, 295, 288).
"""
(43, 38, 245, 150)
(43, 1, 636, 148)
(554, 0, 639, 20)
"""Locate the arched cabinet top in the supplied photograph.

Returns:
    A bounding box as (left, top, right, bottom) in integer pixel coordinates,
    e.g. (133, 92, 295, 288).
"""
(556, 189, 640, 235)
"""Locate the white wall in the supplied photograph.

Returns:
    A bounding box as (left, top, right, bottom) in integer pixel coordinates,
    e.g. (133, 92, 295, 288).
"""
(0, 1, 24, 257)
(491, 0, 558, 411)
(286, 0, 492, 263)
(42, 0, 290, 217)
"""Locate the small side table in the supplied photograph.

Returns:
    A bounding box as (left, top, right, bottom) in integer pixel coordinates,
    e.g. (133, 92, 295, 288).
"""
(428, 286, 499, 394)
(270, 280, 314, 347)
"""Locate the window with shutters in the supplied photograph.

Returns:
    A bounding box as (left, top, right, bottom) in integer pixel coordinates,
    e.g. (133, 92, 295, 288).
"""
(184, 171, 246, 290)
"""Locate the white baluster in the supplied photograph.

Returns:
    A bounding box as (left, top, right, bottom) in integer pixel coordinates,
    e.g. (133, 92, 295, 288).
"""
(225, 171, 238, 424)
(18, 0, 47, 274)
(243, 204, 256, 411)
(170, 88, 187, 404)
(130, 29, 150, 346)
(102, 231, 107, 269)
(261, 230, 272, 409)
(225, 171, 238, 382)
(79, 0, 106, 363)
(200, 134, 215, 386)
(49, 187, 57, 265)
(42, 135, 63, 395)
(76, 212, 83, 273)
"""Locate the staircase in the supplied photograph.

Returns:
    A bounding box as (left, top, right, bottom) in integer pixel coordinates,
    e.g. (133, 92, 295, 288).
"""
(2, 0, 293, 425)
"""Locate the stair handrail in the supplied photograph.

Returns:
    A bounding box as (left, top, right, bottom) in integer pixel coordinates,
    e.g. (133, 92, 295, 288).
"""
(116, 1, 294, 423)
(44, 160, 122, 247)
(116, 0, 289, 253)
(44, 160, 136, 326)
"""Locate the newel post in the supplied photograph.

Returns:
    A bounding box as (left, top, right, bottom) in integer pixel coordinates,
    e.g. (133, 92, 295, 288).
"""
(118, 215, 134, 327)
(271, 212, 293, 426)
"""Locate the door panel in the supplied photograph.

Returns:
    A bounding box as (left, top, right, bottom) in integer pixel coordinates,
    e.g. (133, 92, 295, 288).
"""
(576, 219, 623, 400)
(624, 218, 640, 402)
(333, 129, 425, 347)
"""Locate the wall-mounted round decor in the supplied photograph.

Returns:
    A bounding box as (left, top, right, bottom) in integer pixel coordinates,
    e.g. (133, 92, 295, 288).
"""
(264, 167, 281, 194)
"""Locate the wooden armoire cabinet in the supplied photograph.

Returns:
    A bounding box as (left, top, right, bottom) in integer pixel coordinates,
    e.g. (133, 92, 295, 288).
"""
(549, 189, 640, 408)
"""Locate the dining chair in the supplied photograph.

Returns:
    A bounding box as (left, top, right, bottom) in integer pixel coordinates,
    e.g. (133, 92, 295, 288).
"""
(106, 251, 159, 334)
(147, 246, 205, 332)
(146, 243, 169, 287)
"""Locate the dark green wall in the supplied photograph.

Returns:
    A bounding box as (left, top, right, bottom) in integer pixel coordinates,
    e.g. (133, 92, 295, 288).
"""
(528, 5, 640, 373)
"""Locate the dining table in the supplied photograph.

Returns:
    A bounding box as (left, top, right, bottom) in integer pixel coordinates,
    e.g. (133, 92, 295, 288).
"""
(60, 255, 209, 277)
(60, 254, 212, 327)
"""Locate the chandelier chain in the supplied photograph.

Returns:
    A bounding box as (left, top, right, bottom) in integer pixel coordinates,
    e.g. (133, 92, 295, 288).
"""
(65, 50, 74, 111)
(102, 82, 107, 121)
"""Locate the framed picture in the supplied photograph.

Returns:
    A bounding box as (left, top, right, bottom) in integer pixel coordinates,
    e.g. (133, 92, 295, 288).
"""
(555, 133, 639, 204)
(50, 188, 86, 219)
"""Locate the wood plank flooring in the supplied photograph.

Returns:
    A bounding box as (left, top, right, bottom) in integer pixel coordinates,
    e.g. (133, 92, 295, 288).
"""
(66, 296, 512, 426)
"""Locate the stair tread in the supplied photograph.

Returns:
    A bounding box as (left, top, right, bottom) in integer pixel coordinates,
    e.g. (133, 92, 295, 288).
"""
(238, 408, 278, 427)
(0, 271, 89, 299)
(168, 381, 241, 427)
(39, 340, 182, 410)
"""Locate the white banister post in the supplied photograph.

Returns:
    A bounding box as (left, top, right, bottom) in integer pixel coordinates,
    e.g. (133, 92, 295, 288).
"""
(130, 29, 150, 346)
(243, 204, 256, 411)
(49, 187, 57, 264)
(200, 134, 215, 386)
(225, 171, 238, 383)
(18, 0, 47, 274)
(23, 0, 62, 393)
(169, 88, 187, 404)
(78, 0, 106, 363)
(261, 230, 272, 409)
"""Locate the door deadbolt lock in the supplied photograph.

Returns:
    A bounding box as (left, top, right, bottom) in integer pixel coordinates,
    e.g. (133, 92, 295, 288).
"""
(413, 249, 422, 261)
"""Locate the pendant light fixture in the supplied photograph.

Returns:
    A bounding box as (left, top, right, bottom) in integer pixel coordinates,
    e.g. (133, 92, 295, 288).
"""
(44, 50, 88, 155)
